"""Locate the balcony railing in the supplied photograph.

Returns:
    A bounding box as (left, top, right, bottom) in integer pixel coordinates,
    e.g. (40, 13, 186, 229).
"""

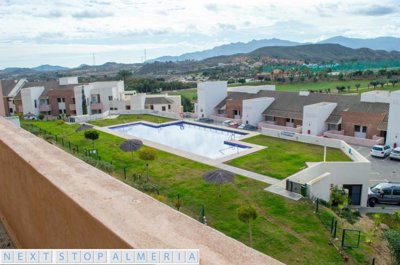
(323, 130, 384, 147)
(259, 121, 302, 133)
(39, 104, 51, 112)
(90, 102, 103, 110)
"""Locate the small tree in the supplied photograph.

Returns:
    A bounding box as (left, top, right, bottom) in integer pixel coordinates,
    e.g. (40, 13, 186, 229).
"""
(82, 88, 88, 115)
(237, 205, 258, 247)
(84, 130, 99, 149)
(138, 148, 157, 180)
(355, 83, 361, 91)
(384, 229, 400, 265)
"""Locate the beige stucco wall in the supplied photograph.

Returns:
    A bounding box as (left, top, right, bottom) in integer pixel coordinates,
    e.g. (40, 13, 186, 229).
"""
(0, 118, 282, 265)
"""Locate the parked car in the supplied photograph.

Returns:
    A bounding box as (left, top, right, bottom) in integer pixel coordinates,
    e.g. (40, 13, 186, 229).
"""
(368, 182, 400, 207)
(23, 113, 38, 120)
(197, 117, 214, 123)
(238, 124, 257, 131)
(370, 144, 392, 158)
(222, 120, 232, 126)
(389, 147, 400, 160)
(229, 122, 239, 128)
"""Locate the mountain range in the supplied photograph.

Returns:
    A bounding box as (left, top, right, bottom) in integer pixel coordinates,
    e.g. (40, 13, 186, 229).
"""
(149, 36, 400, 62)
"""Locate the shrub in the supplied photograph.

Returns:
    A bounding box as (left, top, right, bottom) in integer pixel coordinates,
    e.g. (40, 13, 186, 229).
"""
(330, 186, 347, 207)
(138, 148, 157, 161)
(38, 114, 44, 120)
(43, 134, 54, 142)
(384, 229, 400, 265)
(56, 120, 65, 126)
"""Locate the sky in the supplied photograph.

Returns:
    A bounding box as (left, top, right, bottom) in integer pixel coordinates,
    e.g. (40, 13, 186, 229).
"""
(0, 0, 399, 69)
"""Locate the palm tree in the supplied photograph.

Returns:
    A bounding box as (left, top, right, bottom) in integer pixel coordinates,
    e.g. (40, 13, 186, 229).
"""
(117, 70, 132, 88)
(237, 205, 258, 247)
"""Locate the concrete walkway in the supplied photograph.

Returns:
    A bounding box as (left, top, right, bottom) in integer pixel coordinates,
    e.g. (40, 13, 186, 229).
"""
(216, 164, 280, 185)
(357, 205, 400, 214)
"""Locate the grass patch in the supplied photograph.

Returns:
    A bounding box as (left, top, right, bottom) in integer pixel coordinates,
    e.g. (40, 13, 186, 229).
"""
(21, 120, 366, 264)
(228, 135, 351, 179)
(89, 114, 174, 127)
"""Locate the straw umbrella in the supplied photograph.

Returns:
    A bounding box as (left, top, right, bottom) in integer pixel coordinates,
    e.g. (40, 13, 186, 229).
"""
(203, 169, 235, 197)
(120, 139, 143, 160)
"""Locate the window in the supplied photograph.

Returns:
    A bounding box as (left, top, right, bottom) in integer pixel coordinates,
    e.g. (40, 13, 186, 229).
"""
(34, 100, 37, 108)
(382, 188, 392, 195)
(108, 96, 113, 101)
(355, 125, 367, 133)
(125, 105, 131, 110)
(72, 98, 76, 104)
(162, 106, 166, 111)
(393, 189, 400, 196)
(58, 109, 63, 114)
(57, 98, 65, 103)
(266, 116, 276, 122)
(168, 105, 171, 110)
(286, 118, 294, 123)
(150, 105, 154, 110)
(9, 108, 13, 113)
(47, 111, 51, 115)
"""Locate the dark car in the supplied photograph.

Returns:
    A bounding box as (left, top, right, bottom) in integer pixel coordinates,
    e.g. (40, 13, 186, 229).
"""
(368, 182, 400, 207)
(197, 117, 214, 123)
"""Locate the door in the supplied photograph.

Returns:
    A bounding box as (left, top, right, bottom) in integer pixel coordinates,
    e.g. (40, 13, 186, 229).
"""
(380, 187, 393, 203)
(390, 187, 400, 203)
(343, 185, 362, 206)
(354, 125, 367, 138)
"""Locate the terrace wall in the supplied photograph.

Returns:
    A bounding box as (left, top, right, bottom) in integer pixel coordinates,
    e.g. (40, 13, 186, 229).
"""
(0, 118, 281, 265)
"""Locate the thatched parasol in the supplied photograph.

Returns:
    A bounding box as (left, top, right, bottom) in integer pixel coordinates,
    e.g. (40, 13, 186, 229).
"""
(203, 169, 235, 197)
(120, 139, 143, 160)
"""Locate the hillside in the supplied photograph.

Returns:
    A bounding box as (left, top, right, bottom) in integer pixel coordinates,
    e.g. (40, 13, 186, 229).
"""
(319, 36, 400, 52)
(136, 44, 400, 76)
(148, 38, 301, 62)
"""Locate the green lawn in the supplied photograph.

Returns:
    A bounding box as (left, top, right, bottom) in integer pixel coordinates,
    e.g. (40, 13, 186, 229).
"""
(228, 135, 351, 179)
(21, 120, 370, 264)
(89, 114, 174, 127)
(169, 79, 400, 100)
(230, 79, 400, 93)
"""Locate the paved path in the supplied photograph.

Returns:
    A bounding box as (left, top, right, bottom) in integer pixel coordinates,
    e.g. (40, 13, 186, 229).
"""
(216, 164, 280, 185)
(357, 205, 400, 214)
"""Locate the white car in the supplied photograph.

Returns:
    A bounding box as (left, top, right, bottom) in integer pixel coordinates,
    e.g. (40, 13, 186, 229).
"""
(370, 144, 392, 158)
(222, 120, 232, 126)
(390, 147, 400, 160)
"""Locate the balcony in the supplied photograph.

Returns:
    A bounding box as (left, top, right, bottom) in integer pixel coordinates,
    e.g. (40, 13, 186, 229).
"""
(39, 104, 51, 112)
(69, 104, 76, 111)
(323, 130, 384, 147)
(259, 121, 302, 133)
(90, 102, 103, 110)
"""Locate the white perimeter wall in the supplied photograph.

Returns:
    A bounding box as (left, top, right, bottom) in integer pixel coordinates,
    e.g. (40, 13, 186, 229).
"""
(59, 77, 79, 85)
(302, 102, 337, 136)
(386, 90, 400, 147)
(21, 86, 45, 115)
(361, 90, 391, 103)
(242, 97, 274, 126)
(228, 85, 276, 94)
(262, 127, 371, 206)
(197, 81, 227, 118)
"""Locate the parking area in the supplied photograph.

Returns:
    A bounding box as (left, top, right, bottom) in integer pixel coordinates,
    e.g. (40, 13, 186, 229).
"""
(353, 145, 400, 182)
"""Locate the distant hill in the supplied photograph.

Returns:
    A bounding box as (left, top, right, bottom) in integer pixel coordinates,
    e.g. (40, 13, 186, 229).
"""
(206, 43, 400, 64)
(137, 43, 400, 76)
(147, 36, 400, 63)
(32, 64, 69, 72)
(148, 38, 301, 62)
(319, 36, 400, 52)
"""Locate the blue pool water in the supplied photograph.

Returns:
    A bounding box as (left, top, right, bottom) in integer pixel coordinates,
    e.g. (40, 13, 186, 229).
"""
(110, 122, 250, 159)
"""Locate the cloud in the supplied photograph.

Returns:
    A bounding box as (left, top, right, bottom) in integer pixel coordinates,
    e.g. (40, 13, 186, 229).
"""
(205, 3, 220, 12)
(218, 23, 236, 31)
(355, 5, 396, 16)
(72, 9, 113, 19)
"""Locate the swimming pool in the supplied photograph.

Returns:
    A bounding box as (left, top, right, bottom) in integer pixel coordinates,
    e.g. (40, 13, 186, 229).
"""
(110, 122, 250, 159)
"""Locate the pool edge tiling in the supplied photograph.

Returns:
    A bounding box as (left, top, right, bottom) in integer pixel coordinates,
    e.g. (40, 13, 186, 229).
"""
(92, 120, 265, 165)
(109, 121, 251, 160)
